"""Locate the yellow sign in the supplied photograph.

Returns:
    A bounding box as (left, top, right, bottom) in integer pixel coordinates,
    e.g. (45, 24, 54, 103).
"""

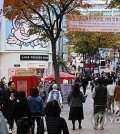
(15, 70, 35, 76)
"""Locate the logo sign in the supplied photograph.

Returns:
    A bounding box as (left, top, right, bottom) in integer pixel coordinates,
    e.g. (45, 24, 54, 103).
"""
(20, 55, 49, 61)
(92, 112, 107, 126)
(92, 112, 120, 126)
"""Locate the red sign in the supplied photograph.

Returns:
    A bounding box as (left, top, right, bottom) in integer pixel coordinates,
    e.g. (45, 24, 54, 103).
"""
(84, 63, 96, 68)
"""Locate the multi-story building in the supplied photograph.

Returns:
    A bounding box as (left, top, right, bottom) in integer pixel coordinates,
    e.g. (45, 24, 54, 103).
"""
(0, 2, 53, 81)
(80, 0, 120, 16)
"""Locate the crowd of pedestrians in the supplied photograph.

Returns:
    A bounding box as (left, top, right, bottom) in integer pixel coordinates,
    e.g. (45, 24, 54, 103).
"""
(0, 78, 68, 134)
(70, 71, 120, 130)
(0, 71, 120, 133)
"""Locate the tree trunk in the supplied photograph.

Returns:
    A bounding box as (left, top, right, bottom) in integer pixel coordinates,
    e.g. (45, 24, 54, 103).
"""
(51, 41, 60, 88)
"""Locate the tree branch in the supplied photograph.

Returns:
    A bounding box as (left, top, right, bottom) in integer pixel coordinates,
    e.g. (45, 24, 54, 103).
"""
(21, 9, 49, 35)
(23, 0, 50, 32)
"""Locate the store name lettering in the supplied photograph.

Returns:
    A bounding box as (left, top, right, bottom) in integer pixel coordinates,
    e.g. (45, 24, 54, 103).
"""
(20, 55, 49, 61)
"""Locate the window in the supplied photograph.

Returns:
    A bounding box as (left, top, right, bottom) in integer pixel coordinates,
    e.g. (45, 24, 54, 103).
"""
(113, 10, 120, 16)
(102, 11, 112, 16)
(98, 4, 107, 9)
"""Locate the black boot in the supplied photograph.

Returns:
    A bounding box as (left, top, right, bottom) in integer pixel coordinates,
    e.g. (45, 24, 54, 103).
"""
(78, 120, 82, 129)
(72, 124, 75, 130)
(72, 120, 75, 130)
(79, 125, 82, 129)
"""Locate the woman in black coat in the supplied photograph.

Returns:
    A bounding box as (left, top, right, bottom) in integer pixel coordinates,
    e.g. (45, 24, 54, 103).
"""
(67, 82, 86, 130)
(39, 100, 69, 134)
(11, 90, 31, 124)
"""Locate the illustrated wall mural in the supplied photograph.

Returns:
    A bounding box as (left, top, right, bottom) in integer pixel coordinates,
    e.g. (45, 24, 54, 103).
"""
(5, 16, 50, 51)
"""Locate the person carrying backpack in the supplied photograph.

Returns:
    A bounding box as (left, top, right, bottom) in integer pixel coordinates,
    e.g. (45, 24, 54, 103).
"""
(47, 84, 63, 108)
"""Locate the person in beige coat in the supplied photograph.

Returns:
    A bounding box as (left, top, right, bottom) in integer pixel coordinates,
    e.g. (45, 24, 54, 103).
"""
(114, 80, 120, 116)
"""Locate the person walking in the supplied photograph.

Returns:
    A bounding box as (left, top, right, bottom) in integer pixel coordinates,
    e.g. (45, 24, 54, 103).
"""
(67, 82, 86, 130)
(2, 81, 18, 133)
(107, 79, 115, 112)
(92, 78, 107, 130)
(28, 87, 44, 134)
(81, 75, 88, 95)
(39, 100, 69, 134)
(48, 80, 56, 93)
(47, 84, 63, 108)
(37, 81, 46, 102)
(0, 100, 9, 134)
(114, 80, 120, 116)
(17, 117, 32, 134)
(0, 82, 4, 102)
(10, 90, 31, 125)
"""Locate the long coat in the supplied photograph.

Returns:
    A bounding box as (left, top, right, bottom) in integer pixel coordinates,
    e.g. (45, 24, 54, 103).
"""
(114, 85, 120, 102)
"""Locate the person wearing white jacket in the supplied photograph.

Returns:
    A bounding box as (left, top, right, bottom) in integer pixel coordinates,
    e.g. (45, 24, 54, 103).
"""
(107, 79, 115, 112)
(47, 84, 63, 107)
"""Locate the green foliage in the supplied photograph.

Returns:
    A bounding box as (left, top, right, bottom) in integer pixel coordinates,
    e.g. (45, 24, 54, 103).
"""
(107, 0, 120, 9)
(66, 31, 120, 56)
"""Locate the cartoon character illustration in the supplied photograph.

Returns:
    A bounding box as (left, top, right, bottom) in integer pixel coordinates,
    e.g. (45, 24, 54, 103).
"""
(7, 17, 49, 49)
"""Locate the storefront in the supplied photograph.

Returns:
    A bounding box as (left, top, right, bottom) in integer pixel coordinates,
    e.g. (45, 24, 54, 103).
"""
(0, 52, 52, 81)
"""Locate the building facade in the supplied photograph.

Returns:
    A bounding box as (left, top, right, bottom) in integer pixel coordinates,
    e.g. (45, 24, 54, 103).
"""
(0, 14, 53, 80)
(80, 0, 120, 16)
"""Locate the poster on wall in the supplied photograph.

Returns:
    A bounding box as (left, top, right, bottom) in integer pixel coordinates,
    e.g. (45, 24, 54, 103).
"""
(61, 84, 72, 103)
(5, 14, 50, 50)
(17, 80, 27, 95)
(8, 68, 26, 79)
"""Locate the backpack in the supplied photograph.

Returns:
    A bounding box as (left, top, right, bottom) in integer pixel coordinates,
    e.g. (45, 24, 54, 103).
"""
(50, 90, 60, 103)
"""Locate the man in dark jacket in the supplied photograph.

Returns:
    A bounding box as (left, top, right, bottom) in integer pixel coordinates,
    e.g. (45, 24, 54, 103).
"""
(92, 78, 107, 130)
(2, 81, 18, 132)
(81, 75, 88, 95)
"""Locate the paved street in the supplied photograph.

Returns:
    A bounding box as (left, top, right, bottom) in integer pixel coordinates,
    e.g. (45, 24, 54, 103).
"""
(61, 88, 120, 134)
(12, 87, 120, 134)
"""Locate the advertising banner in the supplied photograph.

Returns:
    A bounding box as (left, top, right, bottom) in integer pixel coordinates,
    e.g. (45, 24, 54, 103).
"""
(67, 15, 120, 32)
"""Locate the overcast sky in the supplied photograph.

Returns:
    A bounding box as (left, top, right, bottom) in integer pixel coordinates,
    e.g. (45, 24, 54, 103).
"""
(0, 0, 3, 5)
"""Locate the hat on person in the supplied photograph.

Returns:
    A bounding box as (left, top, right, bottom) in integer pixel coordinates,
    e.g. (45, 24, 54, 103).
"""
(52, 84, 58, 89)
